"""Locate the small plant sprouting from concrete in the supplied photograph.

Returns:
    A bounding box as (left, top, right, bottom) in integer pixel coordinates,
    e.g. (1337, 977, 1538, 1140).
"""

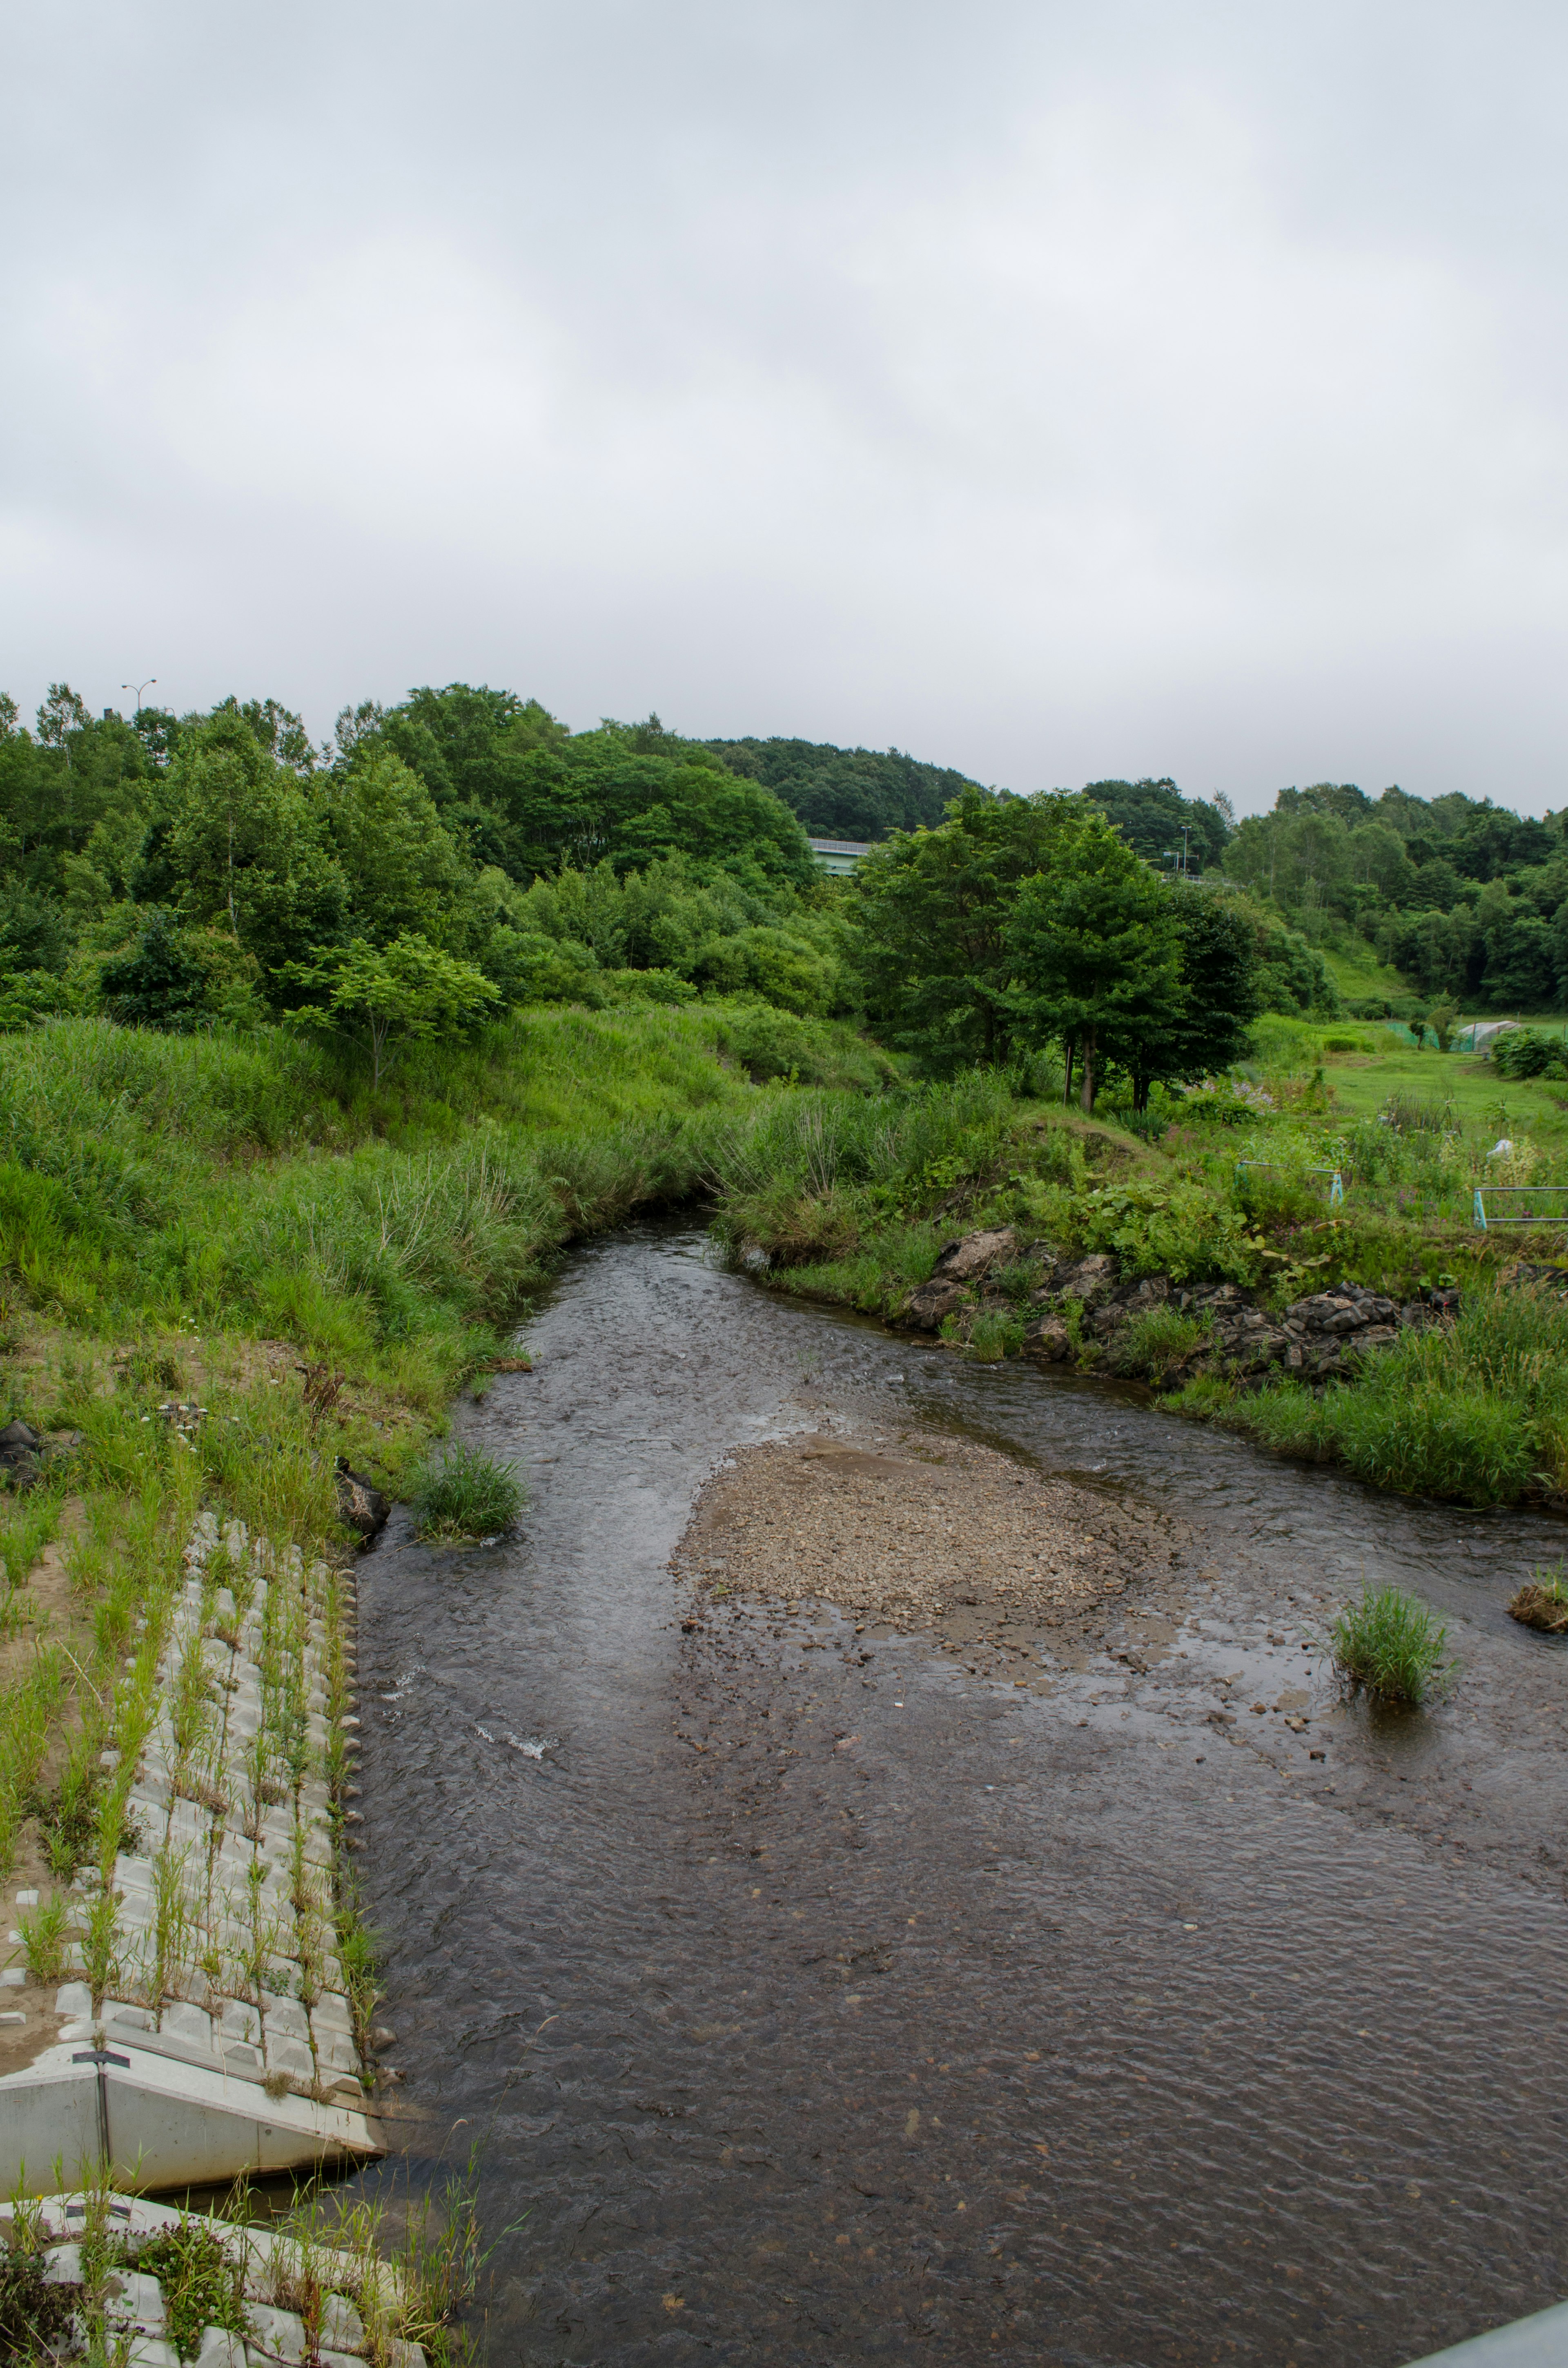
(1509, 1565, 1568, 1635)
(411, 1441, 525, 1543)
(18, 1893, 73, 1986)
(1329, 1584, 1456, 1708)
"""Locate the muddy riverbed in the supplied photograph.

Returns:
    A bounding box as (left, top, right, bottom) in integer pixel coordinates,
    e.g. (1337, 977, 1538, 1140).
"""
(351, 1223, 1568, 2367)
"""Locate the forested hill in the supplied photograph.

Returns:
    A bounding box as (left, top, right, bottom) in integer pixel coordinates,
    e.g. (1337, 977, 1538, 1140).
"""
(706, 738, 981, 840)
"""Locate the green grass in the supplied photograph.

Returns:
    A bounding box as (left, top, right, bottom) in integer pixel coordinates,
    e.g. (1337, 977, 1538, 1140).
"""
(1329, 1585, 1454, 1706)
(1217, 1284, 1568, 1504)
(1509, 1568, 1568, 1634)
(1107, 1306, 1209, 1380)
(411, 1442, 526, 1541)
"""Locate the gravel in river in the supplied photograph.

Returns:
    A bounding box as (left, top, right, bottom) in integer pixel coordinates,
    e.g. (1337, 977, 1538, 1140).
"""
(673, 1430, 1196, 1664)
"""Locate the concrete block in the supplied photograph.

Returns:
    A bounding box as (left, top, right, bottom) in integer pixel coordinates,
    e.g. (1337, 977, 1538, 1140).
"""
(320, 2352, 364, 2368)
(125, 2341, 180, 2367)
(221, 2002, 261, 2045)
(106, 2265, 166, 2328)
(219, 2042, 261, 2072)
(265, 2035, 314, 2079)
(0, 1969, 23, 1988)
(384, 2342, 428, 2368)
(192, 2327, 248, 2367)
(321, 2292, 366, 2350)
(247, 2303, 306, 2360)
(104, 2002, 157, 2032)
(161, 2001, 214, 2047)
(262, 1995, 310, 2040)
(42, 2241, 82, 2282)
(15, 1889, 39, 1907)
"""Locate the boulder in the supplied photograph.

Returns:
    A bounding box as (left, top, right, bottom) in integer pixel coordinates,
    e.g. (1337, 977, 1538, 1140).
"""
(1022, 1317, 1073, 1363)
(335, 1462, 390, 1543)
(900, 1279, 969, 1333)
(930, 1228, 1018, 1284)
(1049, 1253, 1117, 1306)
(0, 1419, 40, 1452)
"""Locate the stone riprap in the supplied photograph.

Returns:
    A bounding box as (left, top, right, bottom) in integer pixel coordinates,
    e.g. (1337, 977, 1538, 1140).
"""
(0, 2191, 426, 2367)
(900, 1231, 1454, 1387)
(0, 1512, 381, 2192)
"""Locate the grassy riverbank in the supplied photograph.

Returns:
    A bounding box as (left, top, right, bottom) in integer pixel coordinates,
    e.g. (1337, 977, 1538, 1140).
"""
(0, 996, 893, 2260)
(703, 1023, 1568, 1509)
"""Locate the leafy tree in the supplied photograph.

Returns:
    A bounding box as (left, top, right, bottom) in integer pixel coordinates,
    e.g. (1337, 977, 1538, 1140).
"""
(99, 908, 212, 1032)
(853, 787, 1081, 1067)
(323, 750, 468, 946)
(1005, 807, 1183, 1110)
(137, 709, 345, 986)
(709, 736, 981, 839)
(1082, 778, 1230, 874)
(283, 932, 499, 1083)
(1102, 891, 1262, 1109)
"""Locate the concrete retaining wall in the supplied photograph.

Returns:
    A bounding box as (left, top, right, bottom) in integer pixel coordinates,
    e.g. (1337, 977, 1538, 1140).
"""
(0, 1512, 381, 2192)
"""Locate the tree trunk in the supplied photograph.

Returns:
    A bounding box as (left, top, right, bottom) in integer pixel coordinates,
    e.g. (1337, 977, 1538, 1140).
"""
(1079, 1026, 1096, 1113)
(1063, 1038, 1075, 1106)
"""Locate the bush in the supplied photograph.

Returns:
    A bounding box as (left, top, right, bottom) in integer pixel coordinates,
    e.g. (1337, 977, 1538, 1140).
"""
(1493, 1028, 1568, 1081)
(1329, 1585, 1454, 1706)
(411, 1441, 525, 1540)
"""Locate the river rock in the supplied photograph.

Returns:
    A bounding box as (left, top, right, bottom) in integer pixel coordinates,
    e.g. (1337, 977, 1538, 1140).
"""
(1022, 1316, 1073, 1362)
(930, 1228, 1018, 1284)
(1049, 1253, 1117, 1307)
(900, 1279, 969, 1332)
(335, 1462, 390, 1541)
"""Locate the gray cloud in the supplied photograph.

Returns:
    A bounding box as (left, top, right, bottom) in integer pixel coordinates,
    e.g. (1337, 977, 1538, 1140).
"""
(4, 0, 1566, 810)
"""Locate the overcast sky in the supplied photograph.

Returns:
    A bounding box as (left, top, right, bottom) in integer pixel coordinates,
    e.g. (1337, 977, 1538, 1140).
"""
(4, 1, 1566, 812)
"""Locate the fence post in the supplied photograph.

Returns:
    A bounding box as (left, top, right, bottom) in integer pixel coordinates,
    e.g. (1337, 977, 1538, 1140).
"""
(1473, 1186, 1487, 1229)
(1330, 1172, 1344, 1206)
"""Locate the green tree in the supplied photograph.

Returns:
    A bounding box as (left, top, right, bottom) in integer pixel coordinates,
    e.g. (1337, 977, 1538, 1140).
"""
(1082, 778, 1231, 874)
(1005, 808, 1182, 1109)
(324, 750, 468, 946)
(138, 709, 345, 987)
(283, 932, 499, 1083)
(1103, 890, 1261, 1108)
(853, 787, 1079, 1067)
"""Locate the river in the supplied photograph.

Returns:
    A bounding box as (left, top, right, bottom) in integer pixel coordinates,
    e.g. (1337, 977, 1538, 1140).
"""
(352, 1221, 1568, 2367)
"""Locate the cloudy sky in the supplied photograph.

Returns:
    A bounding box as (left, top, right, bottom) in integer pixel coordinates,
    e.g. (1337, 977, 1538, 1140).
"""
(4, 1, 1566, 810)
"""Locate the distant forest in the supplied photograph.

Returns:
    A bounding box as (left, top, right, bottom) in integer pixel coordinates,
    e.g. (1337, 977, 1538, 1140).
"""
(0, 680, 1559, 1035)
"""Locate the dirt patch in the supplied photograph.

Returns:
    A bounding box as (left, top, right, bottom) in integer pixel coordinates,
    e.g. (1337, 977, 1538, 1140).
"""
(672, 1429, 1194, 1674)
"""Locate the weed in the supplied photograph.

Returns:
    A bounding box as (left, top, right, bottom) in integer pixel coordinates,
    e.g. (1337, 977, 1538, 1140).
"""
(119, 2218, 249, 2360)
(1108, 1307, 1209, 1381)
(1509, 1568, 1568, 1634)
(411, 1443, 524, 1542)
(18, 1893, 73, 1985)
(1329, 1585, 1455, 1706)
(0, 2244, 78, 2360)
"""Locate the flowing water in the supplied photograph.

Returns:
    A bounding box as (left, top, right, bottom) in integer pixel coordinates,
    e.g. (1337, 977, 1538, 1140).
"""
(353, 1223, 1568, 2367)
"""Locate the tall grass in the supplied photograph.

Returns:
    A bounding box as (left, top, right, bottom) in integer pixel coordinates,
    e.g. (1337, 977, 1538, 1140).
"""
(1330, 1586, 1454, 1706)
(1229, 1284, 1568, 1504)
(706, 1073, 1017, 1263)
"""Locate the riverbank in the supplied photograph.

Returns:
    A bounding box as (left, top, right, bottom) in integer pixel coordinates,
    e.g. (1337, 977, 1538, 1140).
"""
(702, 1039, 1568, 1510)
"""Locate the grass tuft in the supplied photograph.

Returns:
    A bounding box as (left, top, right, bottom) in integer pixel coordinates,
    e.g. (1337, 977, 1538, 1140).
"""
(412, 1443, 526, 1542)
(1328, 1585, 1455, 1706)
(1509, 1568, 1568, 1634)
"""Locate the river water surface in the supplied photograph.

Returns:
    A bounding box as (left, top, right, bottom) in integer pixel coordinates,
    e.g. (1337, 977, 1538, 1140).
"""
(353, 1223, 1568, 2368)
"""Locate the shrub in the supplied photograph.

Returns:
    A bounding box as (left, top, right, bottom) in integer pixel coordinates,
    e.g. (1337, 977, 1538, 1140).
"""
(411, 1441, 525, 1541)
(1329, 1585, 1454, 1706)
(118, 2221, 250, 2361)
(1494, 1028, 1568, 1081)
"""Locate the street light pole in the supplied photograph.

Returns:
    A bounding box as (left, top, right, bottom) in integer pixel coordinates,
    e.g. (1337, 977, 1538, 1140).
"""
(121, 678, 157, 718)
